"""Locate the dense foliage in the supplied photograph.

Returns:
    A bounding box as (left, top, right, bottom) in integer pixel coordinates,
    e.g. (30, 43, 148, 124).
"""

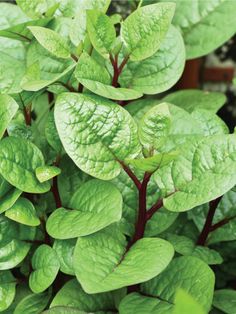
(0, 0, 236, 313)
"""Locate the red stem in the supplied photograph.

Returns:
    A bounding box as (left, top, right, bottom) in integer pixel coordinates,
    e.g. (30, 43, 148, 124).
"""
(210, 215, 236, 232)
(78, 83, 84, 93)
(197, 197, 222, 246)
(146, 198, 163, 220)
(51, 156, 62, 209)
(120, 162, 142, 190)
(110, 54, 129, 88)
(23, 105, 32, 126)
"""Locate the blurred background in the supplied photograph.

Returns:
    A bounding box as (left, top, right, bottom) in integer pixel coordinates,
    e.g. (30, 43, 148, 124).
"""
(1, 0, 236, 131)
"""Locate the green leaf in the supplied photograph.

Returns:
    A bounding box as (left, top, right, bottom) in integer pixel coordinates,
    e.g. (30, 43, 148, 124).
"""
(155, 134, 236, 212)
(191, 247, 223, 265)
(14, 290, 51, 314)
(213, 289, 236, 314)
(120, 25, 185, 95)
(125, 152, 178, 173)
(47, 179, 122, 239)
(173, 289, 206, 314)
(141, 256, 215, 312)
(29, 244, 60, 293)
(163, 90, 227, 113)
(87, 10, 116, 58)
(119, 292, 172, 314)
(5, 197, 40, 227)
(45, 111, 62, 153)
(0, 175, 22, 214)
(75, 53, 142, 100)
(191, 109, 229, 136)
(53, 239, 76, 275)
(43, 307, 84, 314)
(0, 18, 52, 42)
(0, 95, 18, 140)
(36, 166, 61, 183)
(169, 0, 236, 59)
(16, 0, 57, 19)
(0, 271, 16, 312)
(0, 137, 50, 193)
(139, 102, 171, 150)
(28, 26, 71, 59)
(73, 224, 174, 293)
(55, 93, 141, 180)
(120, 2, 175, 61)
(50, 279, 125, 312)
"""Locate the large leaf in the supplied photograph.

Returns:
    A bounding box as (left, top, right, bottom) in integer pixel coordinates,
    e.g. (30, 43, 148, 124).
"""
(46, 179, 122, 239)
(155, 134, 236, 212)
(213, 289, 236, 314)
(173, 289, 206, 314)
(168, 0, 236, 59)
(0, 271, 16, 312)
(43, 308, 85, 314)
(163, 90, 226, 113)
(120, 2, 175, 61)
(141, 256, 215, 312)
(87, 10, 116, 58)
(55, 93, 141, 180)
(29, 245, 60, 293)
(14, 290, 51, 314)
(28, 26, 71, 59)
(0, 95, 18, 139)
(120, 25, 185, 95)
(75, 53, 142, 100)
(5, 197, 40, 227)
(0, 137, 50, 193)
(50, 279, 125, 312)
(73, 224, 174, 293)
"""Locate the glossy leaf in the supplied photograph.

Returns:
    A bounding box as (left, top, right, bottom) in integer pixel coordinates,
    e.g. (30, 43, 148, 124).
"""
(47, 179, 122, 239)
(14, 290, 51, 314)
(53, 239, 76, 275)
(0, 95, 18, 139)
(35, 166, 61, 183)
(0, 271, 16, 312)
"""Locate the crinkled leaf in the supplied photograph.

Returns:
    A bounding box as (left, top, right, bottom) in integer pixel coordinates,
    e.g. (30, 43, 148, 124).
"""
(0, 137, 50, 193)
(73, 224, 174, 293)
(14, 290, 51, 314)
(55, 93, 141, 180)
(16, 0, 57, 19)
(141, 256, 215, 312)
(0, 95, 18, 139)
(5, 197, 40, 226)
(36, 166, 61, 183)
(75, 53, 142, 100)
(163, 89, 226, 113)
(0, 271, 16, 312)
(45, 111, 62, 153)
(120, 3, 175, 61)
(43, 307, 86, 314)
(191, 247, 223, 265)
(50, 279, 125, 312)
(155, 135, 236, 212)
(28, 26, 71, 59)
(213, 289, 236, 314)
(29, 244, 60, 293)
(47, 179, 122, 239)
(169, 0, 236, 59)
(120, 25, 185, 94)
(53, 239, 76, 275)
(87, 10, 116, 58)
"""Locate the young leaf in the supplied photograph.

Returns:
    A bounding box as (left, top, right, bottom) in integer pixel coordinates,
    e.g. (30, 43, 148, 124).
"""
(35, 166, 61, 183)
(163, 89, 226, 113)
(5, 197, 40, 227)
(50, 279, 125, 312)
(73, 224, 174, 293)
(55, 93, 141, 180)
(14, 290, 51, 314)
(120, 2, 175, 61)
(16, 0, 56, 19)
(29, 245, 60, 293)
(87, 10, 116, 58)
(141, 256, 215, 312)
(46, 179, 122, 239)
(0, 137, 50, 193)
(0, 271, 16, 312)
(173, 289, 206, 314)
(0, 240, 30, 270)
(157, 134, 236, 212)
(0, 186, 22, 214)
(120, 25, 185, 95)
(0, 95, 19, 139)
(169, 0, 236, 59)
(75, 53, 142, 100)
(213, 289, 236, 314)
(53, 239, 76, 275)
(28, 26, 71, 59)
